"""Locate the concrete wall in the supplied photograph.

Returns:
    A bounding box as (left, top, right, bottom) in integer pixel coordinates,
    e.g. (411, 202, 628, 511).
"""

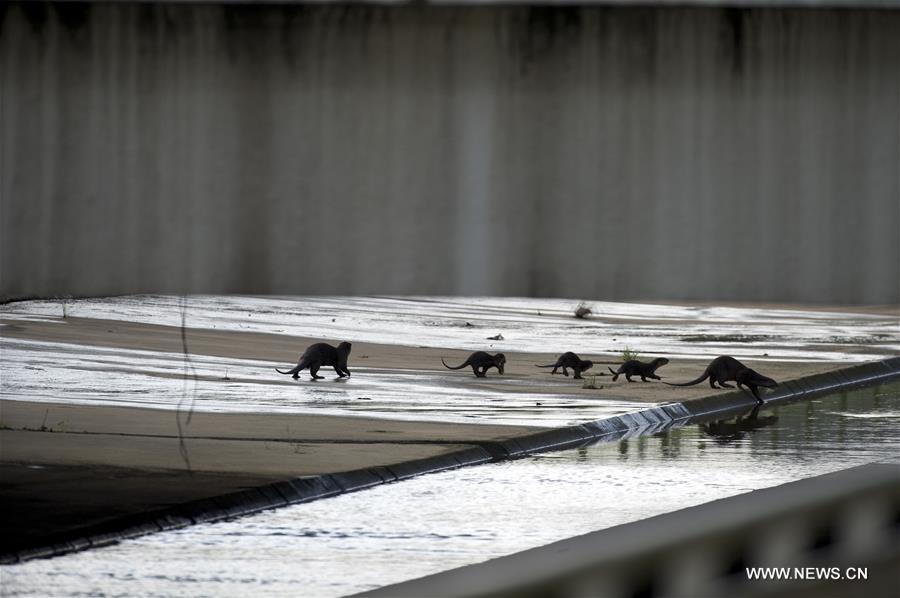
(2, 3, 898, 303)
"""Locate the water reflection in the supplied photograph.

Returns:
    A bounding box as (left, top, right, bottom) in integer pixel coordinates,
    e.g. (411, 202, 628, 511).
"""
(3, 384, 898, 598)
(610, 384, 893, 462)
(700, 405, 779, 444)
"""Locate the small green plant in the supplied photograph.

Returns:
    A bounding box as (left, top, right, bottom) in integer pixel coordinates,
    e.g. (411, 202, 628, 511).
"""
(621, 346, 640, 362)
(574, 302, 592, 319)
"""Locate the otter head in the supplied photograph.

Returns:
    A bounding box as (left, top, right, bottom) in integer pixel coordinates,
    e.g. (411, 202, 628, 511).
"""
(337, 341, 352, 355)
(494, 353, 507, 374)
(756, 373, 778, 389)
(652, 357, 670, 368)
(581, 360, 594, 371)
(738, 368, 778, 388)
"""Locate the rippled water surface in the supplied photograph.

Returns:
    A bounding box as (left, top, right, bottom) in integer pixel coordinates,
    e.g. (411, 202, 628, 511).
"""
(2, 296, 897, 425)
(4, 383, 898, 598)
(4, 295, 898, 360)
(0, 338, 646, 427)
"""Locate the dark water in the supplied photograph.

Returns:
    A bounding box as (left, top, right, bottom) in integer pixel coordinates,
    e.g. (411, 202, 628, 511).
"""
(3, 383, 899, 598)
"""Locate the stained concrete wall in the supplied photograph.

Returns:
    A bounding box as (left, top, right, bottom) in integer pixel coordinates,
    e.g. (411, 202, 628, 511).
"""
(2, 3, 898, 303)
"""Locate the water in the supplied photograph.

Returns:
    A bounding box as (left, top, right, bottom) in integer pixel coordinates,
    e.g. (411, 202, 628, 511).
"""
(3, 383, 898, 598)
(4, 295, 897, 360)
(0, 337, 644, 427)
(2, 296, 897, 425)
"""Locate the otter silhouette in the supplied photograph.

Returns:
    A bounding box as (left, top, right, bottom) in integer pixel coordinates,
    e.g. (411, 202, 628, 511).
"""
(276, 341, 352, 381)
(535, 352, 594, 379)
(665, 355, 777, 403)
(441, 352, 506, 378)
(608, 357, 670, 382)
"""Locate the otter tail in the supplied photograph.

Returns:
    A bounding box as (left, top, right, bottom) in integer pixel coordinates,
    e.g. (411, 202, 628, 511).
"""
(663, 368, 711, 387)
(534, 364, 557, 368)
(275, 367, 298, 376)
(441, 357, 469, 370)
(607, 366, 621, 381)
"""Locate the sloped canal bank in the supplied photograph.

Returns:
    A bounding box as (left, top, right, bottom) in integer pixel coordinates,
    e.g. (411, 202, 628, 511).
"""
(4, 381, 898, 597)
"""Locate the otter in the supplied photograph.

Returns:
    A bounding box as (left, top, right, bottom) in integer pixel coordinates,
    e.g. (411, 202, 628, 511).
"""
(608, 357, 669, 382)
(276, 341, 352, 380)
(441, 352, 506, 378)
(535, 352, 594, 379)
(664, 355, 777, 403)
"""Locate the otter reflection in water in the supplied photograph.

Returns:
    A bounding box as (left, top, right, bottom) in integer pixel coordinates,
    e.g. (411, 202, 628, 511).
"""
(700, 405, 778, 443)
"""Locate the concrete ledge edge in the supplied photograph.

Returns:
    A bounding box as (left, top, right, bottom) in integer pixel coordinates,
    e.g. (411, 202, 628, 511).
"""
(3, 357, 896, 565)
(499, 357, 900, 458)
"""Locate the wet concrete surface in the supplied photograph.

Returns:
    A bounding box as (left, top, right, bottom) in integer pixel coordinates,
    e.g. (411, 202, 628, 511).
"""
(3, 296, 896, 426)
(3, 382, 897, 598)
(1, 296, 897, 578)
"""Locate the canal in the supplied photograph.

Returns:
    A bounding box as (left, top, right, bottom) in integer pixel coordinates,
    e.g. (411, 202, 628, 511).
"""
(3, 382, 897, 597)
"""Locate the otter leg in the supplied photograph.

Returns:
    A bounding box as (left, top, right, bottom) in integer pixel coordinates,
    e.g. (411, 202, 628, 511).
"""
(650, 374, 661, 380)
(709, 377, 719, 388)
(292, 359, 309, 380)
(342, 367, 351, 377)
(562, 367, 570, 377)
(309, 364, 324, 380)
(551, 366, 559, 375)
(625, 374, 634, 382)
(474, 366, 486, 377)
(640, 375, 648, 382)
(333, 366, 346, 378)
(574, 368, 583, 380)
(748, 384, 764, 403)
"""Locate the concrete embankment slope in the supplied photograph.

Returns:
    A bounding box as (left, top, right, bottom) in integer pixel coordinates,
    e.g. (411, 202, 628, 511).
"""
(3, 357, 897, 564)
(4, 299, 896, 561)
(0, 403, 540, 558)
